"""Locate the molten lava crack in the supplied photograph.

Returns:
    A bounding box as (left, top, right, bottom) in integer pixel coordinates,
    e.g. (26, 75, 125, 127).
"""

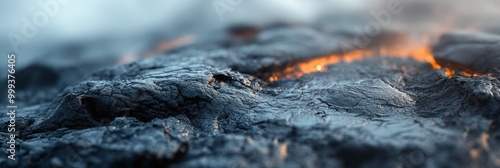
(266, 44, 490, 82)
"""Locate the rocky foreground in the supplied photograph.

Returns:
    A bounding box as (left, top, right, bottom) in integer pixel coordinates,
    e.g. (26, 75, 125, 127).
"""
(1, 25, 500, 167)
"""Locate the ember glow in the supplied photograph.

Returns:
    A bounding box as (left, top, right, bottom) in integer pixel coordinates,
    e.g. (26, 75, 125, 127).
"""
(268, 45, 441, 82)
(117, 35, 196, 64)
(267, 44, 488, 82)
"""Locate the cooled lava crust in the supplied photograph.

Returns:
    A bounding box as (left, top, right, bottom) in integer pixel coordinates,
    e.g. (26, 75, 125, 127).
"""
(1, 25, 500, 168)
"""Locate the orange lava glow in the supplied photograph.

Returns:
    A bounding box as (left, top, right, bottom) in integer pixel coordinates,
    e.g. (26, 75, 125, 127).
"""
(146, 35, 196, 57)
(117, 35, 196, 64)
(445, 69, 455, 77)
(267, 44, 490, 82)
(268, 46, 443, 82)
(461, 71, 488, 77)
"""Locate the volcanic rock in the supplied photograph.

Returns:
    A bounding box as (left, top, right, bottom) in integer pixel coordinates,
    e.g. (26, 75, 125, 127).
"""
(1, 26, 500, 168)
(433, 31, 500, 74)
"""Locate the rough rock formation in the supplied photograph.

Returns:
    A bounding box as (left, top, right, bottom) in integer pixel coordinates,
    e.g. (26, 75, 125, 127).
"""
(1, 26, 500, 168)
(433, 31, 500, 74)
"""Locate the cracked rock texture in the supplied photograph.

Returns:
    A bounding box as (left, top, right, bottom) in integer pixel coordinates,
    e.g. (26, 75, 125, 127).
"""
(1, 26, 500, 168)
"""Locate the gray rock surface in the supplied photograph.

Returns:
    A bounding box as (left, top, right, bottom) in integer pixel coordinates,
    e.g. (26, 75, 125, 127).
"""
(433, 31, 500, 74)
(1, 27, 500, 168)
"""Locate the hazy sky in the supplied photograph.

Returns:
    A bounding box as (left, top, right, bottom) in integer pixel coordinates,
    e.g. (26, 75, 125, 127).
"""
(1, 0, 498, 68)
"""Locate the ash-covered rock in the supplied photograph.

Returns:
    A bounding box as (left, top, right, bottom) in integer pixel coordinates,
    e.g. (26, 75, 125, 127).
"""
(433, 31, 500, 74)
(1, 26, 500, 168)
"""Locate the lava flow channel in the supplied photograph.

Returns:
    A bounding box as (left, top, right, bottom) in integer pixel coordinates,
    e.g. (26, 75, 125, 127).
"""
(268, 46, 484, 82)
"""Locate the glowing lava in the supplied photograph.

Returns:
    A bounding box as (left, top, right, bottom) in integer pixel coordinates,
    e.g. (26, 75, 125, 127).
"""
(266, 43, 493, 82)
(268, 46, 443, 82)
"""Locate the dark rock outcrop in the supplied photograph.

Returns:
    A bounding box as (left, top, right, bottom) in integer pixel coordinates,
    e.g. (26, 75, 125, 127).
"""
(1, 27, 500, 168)
(433, 31, 500, 74)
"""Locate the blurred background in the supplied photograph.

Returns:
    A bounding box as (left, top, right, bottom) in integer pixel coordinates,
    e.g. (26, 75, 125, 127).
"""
(1, 0, 500, 104)
(2, 0, 500, 67)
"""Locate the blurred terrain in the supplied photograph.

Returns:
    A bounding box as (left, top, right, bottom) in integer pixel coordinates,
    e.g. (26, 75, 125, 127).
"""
(0, 0, 500, 167)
